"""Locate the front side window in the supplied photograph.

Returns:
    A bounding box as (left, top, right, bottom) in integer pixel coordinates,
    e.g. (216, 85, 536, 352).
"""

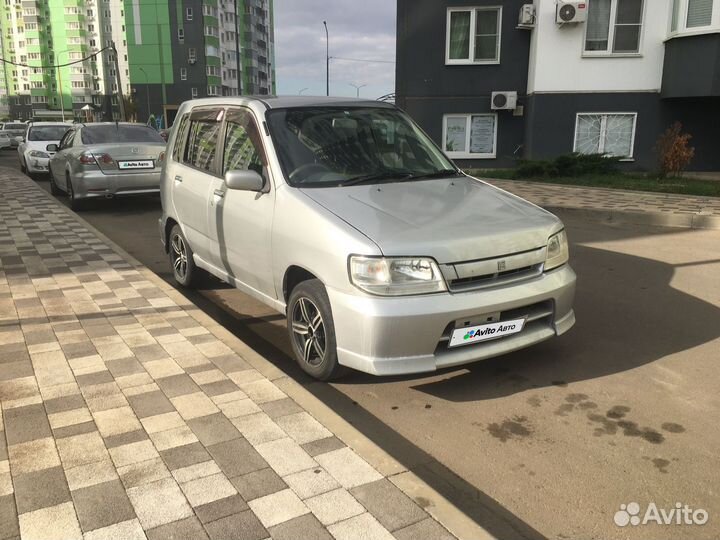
(266, 107, 456, 187)
(585, 0, 644, 54)
(574, 113, 636, 158)
(222, 109, 265, 174)
(443, 114, 497, 158)
(184, 115, 222, 172)
(446, 7, 501, 64)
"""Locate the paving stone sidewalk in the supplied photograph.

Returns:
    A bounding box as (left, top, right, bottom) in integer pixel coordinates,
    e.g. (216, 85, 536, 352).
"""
(486, 178, 720, 229)
(0, 170, 456, 539)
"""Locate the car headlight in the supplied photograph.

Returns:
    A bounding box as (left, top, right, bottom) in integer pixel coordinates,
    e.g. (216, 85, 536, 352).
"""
(349, 256, 447, 296)
(29, 150, 49, 159)
(545, 230, 569, 271)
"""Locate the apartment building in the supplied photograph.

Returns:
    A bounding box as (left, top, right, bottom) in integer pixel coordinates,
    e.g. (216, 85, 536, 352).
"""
(0, 0, 275, 125)
(396, 0, 720, 171)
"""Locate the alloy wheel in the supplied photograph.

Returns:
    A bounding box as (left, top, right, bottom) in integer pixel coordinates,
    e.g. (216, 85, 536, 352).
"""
(171, 233, 188, 280)
(291, 297, 326, 367)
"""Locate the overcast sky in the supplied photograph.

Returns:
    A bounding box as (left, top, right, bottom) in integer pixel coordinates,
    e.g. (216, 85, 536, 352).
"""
(273, 0, 396, 99)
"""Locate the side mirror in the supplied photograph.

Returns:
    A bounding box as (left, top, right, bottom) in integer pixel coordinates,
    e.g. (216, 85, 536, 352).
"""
(224, 169, 264, 192)
(46, 144, 59, 152)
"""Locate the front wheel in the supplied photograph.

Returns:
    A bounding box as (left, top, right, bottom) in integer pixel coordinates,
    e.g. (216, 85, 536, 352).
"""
(49, 168, 62, 195)
(169, 224, 198, 287)
(287, 279, 343, 381)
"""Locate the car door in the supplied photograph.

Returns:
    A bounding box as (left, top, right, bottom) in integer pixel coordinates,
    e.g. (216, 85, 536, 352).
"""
(49, 129, 75, 184)
(168, 107, 224, 264)
(206, 107, 277, 299)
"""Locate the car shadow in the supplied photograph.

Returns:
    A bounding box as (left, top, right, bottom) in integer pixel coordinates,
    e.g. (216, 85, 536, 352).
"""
(408, 243, 720, 401)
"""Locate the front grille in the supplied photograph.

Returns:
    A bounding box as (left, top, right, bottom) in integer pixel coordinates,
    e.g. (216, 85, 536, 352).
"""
(435, 300, 554, 352)
(448, 263, 543, 292)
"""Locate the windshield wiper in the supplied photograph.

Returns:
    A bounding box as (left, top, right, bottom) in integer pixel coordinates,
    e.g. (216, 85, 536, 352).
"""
(404, 169, 464, 181)
(341, 172, 413, 186)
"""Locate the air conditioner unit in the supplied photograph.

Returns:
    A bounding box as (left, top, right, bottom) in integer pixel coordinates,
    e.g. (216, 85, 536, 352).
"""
(556, 1, 587, 24)
(491, 91, 518, 111)
(518, 4, 536, 28)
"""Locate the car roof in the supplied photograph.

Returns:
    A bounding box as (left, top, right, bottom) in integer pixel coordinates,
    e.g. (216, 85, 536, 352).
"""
(28, 122, 72, 127)
(185, 95, 396, 110)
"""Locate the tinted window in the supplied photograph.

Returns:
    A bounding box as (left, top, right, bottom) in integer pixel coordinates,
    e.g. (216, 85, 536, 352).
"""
(4, 123, 26, 130)
(172, 114, 189, 161)
(222, 110, 265, 174)
(81, 125, 165, 144)
(28, 126, 69, 141)
(59, 131, 75, 149)
(184, 120, 222, 171)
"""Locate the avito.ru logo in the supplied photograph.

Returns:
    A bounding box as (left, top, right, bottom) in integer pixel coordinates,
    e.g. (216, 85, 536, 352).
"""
(614, 502, 709, 527)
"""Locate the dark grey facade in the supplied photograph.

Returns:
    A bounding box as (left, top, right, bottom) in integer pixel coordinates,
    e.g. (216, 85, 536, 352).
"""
(396, 0, 720, 172)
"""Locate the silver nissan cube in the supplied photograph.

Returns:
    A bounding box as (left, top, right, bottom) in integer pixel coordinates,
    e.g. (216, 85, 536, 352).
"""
(159, 97, 576, 380)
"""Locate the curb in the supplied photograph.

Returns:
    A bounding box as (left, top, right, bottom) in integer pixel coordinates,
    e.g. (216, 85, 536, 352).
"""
(483, 178, 720, 231)
(16, 169, 493, 540)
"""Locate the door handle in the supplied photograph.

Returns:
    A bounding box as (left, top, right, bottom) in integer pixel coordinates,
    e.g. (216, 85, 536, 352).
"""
(174, 175, 183, 182)
(213, 189, 225, 198)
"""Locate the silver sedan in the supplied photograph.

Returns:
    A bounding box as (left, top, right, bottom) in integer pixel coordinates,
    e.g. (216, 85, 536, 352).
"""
(48, 123, 166, 210)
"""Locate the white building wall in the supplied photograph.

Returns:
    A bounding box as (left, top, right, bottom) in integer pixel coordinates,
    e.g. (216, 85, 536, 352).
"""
(527, 0, 671, 94)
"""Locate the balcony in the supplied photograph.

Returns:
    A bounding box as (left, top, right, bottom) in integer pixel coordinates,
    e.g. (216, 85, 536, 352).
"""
(662, 33, 720, 98)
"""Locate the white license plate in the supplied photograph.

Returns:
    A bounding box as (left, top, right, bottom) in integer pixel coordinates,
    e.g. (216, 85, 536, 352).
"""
(449, 318, 526, 348)
(118, 160, 154, 170)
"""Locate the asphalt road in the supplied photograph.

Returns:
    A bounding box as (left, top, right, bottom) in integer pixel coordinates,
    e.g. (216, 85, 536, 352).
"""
(8, 150, 720, 540)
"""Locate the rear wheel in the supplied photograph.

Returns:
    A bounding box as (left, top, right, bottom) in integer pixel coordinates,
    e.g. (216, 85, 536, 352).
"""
(169, 224, 198, 287)
(287, 279, 343, 381)
(49, 168, 61, 195)
(67, 173, 84, 211)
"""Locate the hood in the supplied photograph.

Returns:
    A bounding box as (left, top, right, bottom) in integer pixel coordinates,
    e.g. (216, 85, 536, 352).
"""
(300, 176, 562, 263)
(26, 140, 61, 153)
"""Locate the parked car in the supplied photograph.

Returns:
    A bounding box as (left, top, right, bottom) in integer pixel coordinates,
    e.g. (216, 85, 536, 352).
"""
(0, 122, 28, 147)
(48, 122, 167, 210)
(18, 122, 71, 179)
(0, 131, 11, 150)
(159, 97, 576, 380)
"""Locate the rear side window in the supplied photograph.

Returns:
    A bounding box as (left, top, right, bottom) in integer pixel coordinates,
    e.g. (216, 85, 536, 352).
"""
(183, 109, 224, 172)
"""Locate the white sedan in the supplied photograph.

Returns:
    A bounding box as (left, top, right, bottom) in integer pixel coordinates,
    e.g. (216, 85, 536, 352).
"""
(18, 122, 71, 179)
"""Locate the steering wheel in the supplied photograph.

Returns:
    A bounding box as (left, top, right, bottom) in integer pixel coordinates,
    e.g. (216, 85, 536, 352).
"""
(289, 163, 331, 182)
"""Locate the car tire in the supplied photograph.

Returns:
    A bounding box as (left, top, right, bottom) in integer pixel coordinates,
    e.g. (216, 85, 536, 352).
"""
(19, 159, 26, 174)
(49, 169, 62, 196)
(67, 173, 83, 211)
(287, 279, 344, 381)
(169, 224, 198, 288)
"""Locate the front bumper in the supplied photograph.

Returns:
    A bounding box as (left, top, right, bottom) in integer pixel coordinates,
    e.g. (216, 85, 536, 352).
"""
(328, 265, 577, 376)
(72, 168, 161, 199)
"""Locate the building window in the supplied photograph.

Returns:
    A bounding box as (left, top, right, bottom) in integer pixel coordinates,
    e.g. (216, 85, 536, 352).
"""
(180, 67, 187, 80)
(446, 7, 502, 64)
(585, 0, 644, 54)
(191, 87, 198, 98)
(178, 28, 184, 42)
(186, 7, 193, 20)
(670, 0, 714, 32)
(442, 113, 497, 158)
(574, 113, 637, 158)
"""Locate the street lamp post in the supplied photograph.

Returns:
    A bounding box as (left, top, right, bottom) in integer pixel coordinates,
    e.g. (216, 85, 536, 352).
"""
(323, 21, 329, 96)
(348, 83, 367, 98)
(138, 67, 150, 124)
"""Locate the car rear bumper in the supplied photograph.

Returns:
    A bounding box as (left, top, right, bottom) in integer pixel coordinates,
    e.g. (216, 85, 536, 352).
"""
(72, 169, 161, 199)
(327, 264, 577, 376)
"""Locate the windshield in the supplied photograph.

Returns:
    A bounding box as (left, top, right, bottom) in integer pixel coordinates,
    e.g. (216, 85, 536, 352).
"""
(81, 125, 165, 144)
(28, 126, 69, 141)
(265, 107, 457, 187)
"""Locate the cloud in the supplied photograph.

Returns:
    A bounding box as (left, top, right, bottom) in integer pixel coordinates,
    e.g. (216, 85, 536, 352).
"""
(273, 0, 396, 99)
